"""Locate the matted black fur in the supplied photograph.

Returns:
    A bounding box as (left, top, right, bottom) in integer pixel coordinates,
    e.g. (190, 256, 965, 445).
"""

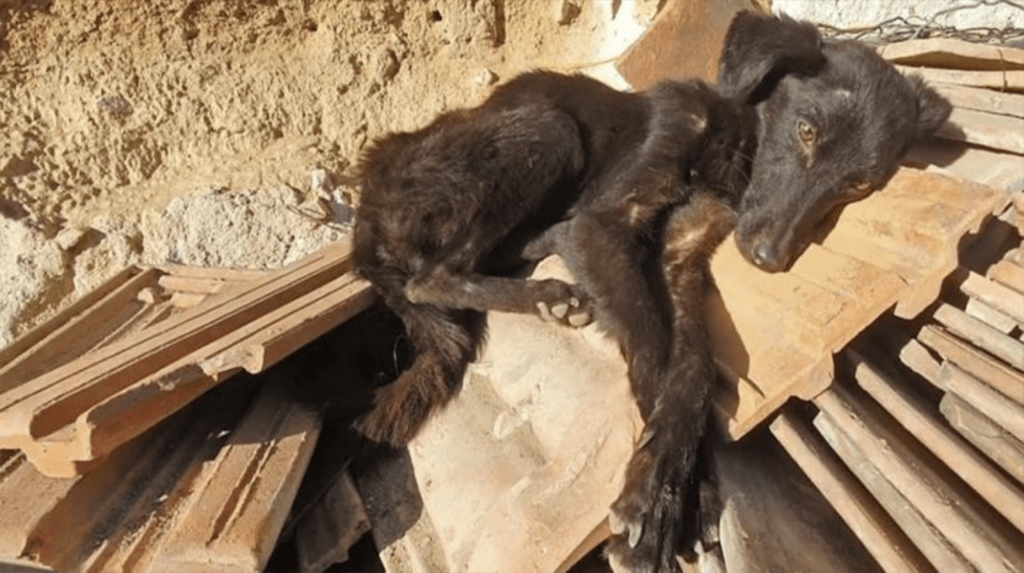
(352, 10, 950, 572)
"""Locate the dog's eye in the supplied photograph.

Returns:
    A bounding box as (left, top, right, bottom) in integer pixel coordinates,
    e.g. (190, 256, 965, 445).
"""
(847, 181, 872, 197)
(797, 121, 816, 146)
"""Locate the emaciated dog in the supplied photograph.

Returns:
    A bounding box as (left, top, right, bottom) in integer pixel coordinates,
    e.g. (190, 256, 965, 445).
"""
(352, 11, 951, 571)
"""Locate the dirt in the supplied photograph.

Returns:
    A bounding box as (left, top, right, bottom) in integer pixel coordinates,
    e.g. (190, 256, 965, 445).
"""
(0, 0, 660, 347)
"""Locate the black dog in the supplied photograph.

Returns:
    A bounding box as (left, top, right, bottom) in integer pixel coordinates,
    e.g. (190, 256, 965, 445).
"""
(353, 11, 951, 572)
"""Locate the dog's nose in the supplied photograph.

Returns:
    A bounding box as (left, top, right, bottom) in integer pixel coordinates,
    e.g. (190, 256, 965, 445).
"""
(751, 241, 779, 270)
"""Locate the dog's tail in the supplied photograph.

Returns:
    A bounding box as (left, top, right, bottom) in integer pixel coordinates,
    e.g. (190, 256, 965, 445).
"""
(354, 300, 485, 447)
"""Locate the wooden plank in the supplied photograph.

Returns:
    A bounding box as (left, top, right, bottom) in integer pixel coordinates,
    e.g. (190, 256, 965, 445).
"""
(815, 385, 1024, 572)
(933, 303, 1024, 370)
(957, 268, 1024, 325)
(0, 268, 159, 392)
(0, 240, 352, 445)
(709, 168, 1004, 440)
(199, 276, 375, 374)
(813, 395, 974, 573)
(295, 471, 371, 573)
(907, 137, 1024, 195)
(0, 266, 141, 368)
(18, 272, 371, 474)
(919, 325, 1024, 406)
(714, 429, 886, 573)
(966, 298, 1018, 334)
(896, 65, 1024, 91)
(393, 256, 642, 573)
(147, 263, 269, 282)
(898, 337, 944, 388)
(846, 350, 1024, 533)
(989, 259, 1024, 293)
(880, 38, 1024, 70)
(615, 0, 747, 89)
(155, 379, 321, 573)
(933, 83, 1024, 118)
(0, 382, 254, 572)
(169, 292, 208, 309)
(1011, 247, 1024, 266)
(940, 393, 1024, 486)
(157, 275, 232, 295)
(940, 361, 1024, 443)
(770, 411, 932, 573)
(937, 107, 1024, 154)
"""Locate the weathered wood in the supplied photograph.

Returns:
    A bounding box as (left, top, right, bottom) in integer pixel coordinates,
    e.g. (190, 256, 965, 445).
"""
(709, 168, 1004, 439)
(157, 274, 233, 295)
(898, 337, 944, 389)
(199, 275, 375, 375)
(394, 255, 642, 573)
(0, 239, 352, 446)
(0, 267, 141, 369)
(147, 263, 269, 282)
(940, 393, 1024, 485)
(918, 325, 1024, 406)
(907, 137, 1024, 195)
(715, 429, 886, 573)
(813, 394, 974, 572)
(896, 65, 1024, 91)
(16, 272, 372, 474)
(937, 107, 1024, 154)
(965, 298, 1018, 334)
(815, 169, 1004, 318)
(0, 267, 158, 392)
(295, 471, 371, 572)
(0, 382, 254, 572)
(168, 292, 208, 309)
(940, 361, 1024, 443)
(933, 83, 1024, 118)
(880, 38, 1024, 70)
(770, 411, 932, 573)
(815, 385, 1024, 572)
(156, 379, 321, 573)
(1008, 247, 1024, 266)
(956, 268, 1024, 325)
(846, 350, 1024, 533)
(933, 303, 1024, 370)
(615, 0, 748, 89)
(989, 259, 1024, 293)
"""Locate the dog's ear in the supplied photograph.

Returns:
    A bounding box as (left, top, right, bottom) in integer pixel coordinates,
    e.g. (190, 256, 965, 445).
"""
(904, 74, 953, 139)
(717, 11, 826, 103)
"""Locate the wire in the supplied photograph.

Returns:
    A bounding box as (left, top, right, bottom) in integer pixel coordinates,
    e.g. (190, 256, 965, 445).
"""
(815, 0, 1024, 46)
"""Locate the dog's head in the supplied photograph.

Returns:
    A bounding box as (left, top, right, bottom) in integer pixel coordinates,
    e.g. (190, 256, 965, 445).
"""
(718, 11, 952, 272)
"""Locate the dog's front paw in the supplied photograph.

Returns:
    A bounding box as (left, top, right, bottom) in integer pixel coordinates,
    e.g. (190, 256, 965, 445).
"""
(533, 280, 592, 327)
(606, 426, 703, 573)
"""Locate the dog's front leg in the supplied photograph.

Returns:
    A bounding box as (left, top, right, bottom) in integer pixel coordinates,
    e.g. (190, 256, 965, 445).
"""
(404, 268, 592, 327)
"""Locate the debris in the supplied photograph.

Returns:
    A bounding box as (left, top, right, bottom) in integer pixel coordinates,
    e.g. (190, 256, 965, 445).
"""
(0, 240, 373, 477)
(556, 0, 581, 26)
(157, 376, 322, 573)
(295, 471, 371, 572)
(615, 0, 750, 89)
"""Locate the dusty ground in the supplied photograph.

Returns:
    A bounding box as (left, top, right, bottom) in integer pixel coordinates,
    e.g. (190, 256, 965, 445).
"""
(0, 0, 658, 347)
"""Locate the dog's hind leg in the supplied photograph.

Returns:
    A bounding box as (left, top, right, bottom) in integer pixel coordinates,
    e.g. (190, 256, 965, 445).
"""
(354, 301, 485, 447)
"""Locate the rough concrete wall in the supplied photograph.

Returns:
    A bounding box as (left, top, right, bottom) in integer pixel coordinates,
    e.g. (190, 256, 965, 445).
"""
(773, 0, 1024, 32)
